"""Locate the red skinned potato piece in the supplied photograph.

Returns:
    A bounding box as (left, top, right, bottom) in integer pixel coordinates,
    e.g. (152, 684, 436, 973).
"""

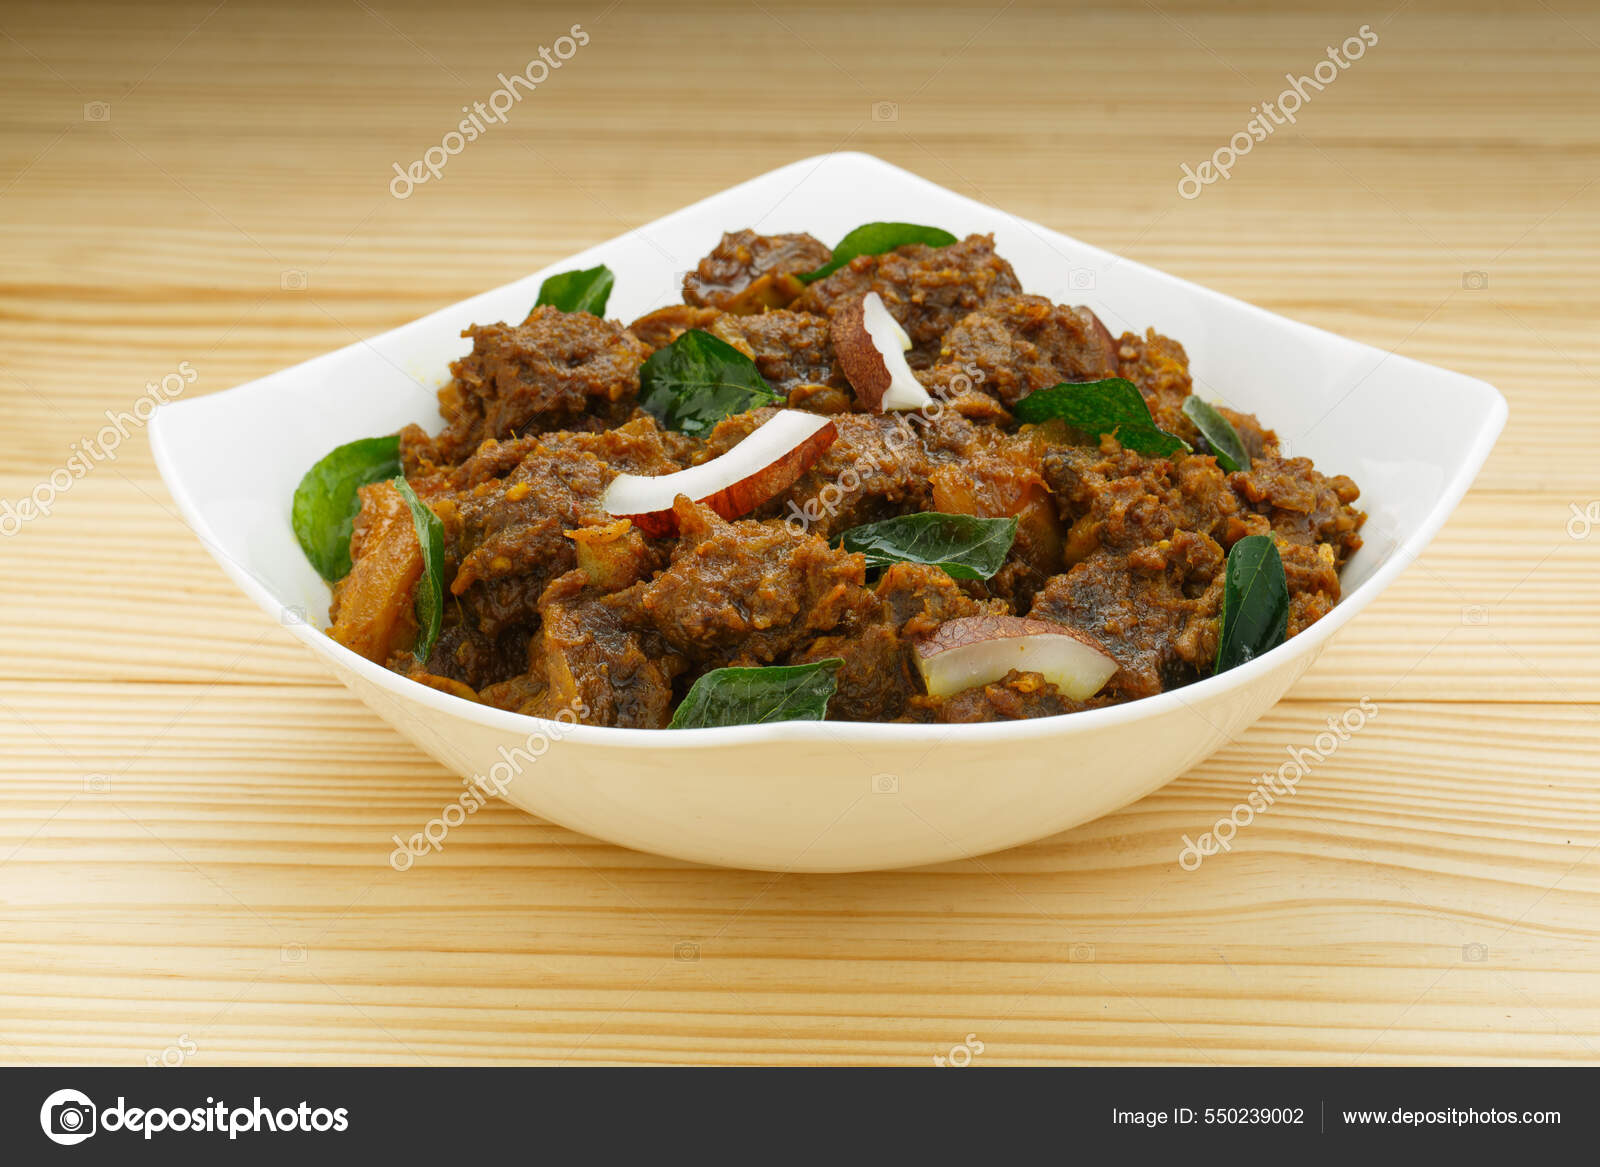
(914, 615, 1117, 700)
(601, 409, 838, 537)
(830, 292, 935, 412)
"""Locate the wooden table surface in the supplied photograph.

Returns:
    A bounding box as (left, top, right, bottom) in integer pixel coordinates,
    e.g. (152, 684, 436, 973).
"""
(3, 0, 1597, 1066)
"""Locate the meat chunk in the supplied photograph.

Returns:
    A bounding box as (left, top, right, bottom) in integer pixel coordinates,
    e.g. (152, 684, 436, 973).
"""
(1279, 539, 1342, 635)
(1030, 529, 1225, 701)
(501, 570, 681, 728)
(1028, 443, 1245, 697)
(434, 306, 651, 461)
(532, 414, 698, 476)
(875, 561, 1006, 636)
(1041, 440, 1248, 564)
(1230, 455, 1365, 567)
(625, 306, 845, 398)
(683, 229, 832, 314)
(434, 416, 690, 645)
(421, 619, 529, 692)
(791, 234, 1022, 367)
(903, 669, 1096, 723)
(923, 294, 1118, 407)
(797, 562, 1005, 721)
(626, 304, 723, 351)
(1114, 328, 1198, 438)
(1216, 405, 1280, 463)
(795, 625, 918, 723)
(328, 481, 423, 664)
(706, 310, 846, 396)
(638, 497, 871, 666)
(922, 413, 1063, 607)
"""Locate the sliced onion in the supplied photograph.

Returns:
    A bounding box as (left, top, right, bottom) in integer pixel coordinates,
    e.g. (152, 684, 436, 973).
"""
(601, 409, 837, 536)
(914, 615, 1118, 700)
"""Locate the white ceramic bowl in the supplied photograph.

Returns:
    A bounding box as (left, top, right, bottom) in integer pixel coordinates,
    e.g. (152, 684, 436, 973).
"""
(150, 153, 1506, 872)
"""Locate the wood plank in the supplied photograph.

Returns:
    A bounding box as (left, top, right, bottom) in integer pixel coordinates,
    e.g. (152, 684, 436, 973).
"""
(2, 687, 1597, 1065)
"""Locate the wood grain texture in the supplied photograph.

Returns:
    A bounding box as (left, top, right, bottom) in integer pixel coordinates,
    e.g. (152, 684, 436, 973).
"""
(1, 0, 1597, 1066)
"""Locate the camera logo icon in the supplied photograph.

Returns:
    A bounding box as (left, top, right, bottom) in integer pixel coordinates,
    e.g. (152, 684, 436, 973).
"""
(40, 1088, 97, 1145)
(871, 101, 899, 122)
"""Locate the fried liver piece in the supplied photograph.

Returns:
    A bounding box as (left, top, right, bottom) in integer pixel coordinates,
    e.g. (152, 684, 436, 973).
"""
(434, 306, 651, 461)
(790, 233, 1022, 367)
(683, 230, 832, 314)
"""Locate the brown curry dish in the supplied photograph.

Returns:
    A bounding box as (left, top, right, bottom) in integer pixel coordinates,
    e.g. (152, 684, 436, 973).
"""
(320, 228, 1365, 727)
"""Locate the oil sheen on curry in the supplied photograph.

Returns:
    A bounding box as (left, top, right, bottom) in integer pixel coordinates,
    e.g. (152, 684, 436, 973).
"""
(294, 225, 1365, 730)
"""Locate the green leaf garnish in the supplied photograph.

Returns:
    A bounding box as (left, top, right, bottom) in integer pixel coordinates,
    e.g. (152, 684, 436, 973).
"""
(1214, 534, 1289, 673)
(1182, 396, 1251, 472)
(668, 659, 843, 729)
(797, 222, 959, 283)
(838, 512, 1018, 581)
(392, 477, 445, 664)
(291, 435, 403, 581)
(533, 264, 614, 316)
(637, 329, 783, 438)
(1013, 377, 1190, 458)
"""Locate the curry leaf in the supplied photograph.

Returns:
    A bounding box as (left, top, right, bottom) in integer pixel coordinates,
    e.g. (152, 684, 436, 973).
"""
(797, 222, 959, 283)
(839, 513, 1018, 581)
(637, 329, 782, 437)
(1013, 377, 1190, 458)
(392, 477, 445, 664)
(669, 659, 843, 729)
(533, 264, 614, 316)
(1182, 396, 1251, 472)
(1214, 534, 1289, 673)
(291, 435, 403, 581)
